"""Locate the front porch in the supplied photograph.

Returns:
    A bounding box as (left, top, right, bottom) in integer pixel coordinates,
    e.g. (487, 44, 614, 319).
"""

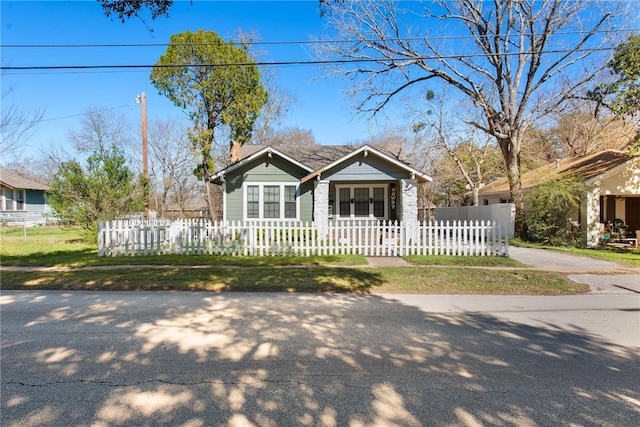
(313, 179, 419, 240)
(583, 194, 640, 247)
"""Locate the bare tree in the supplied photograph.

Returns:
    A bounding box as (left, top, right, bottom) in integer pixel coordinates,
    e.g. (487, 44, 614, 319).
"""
(67, 106, 134, 159)
(147, 118, 200, 216)
(319, 0, 629, 234)
(410, 90, 502, 206)
(1, 88, 45, 161)
(263, 127, 316, 147)
(545, 110, 636, 158)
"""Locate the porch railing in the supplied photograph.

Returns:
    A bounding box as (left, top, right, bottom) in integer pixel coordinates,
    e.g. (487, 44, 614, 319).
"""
(98, 219, 509, 257)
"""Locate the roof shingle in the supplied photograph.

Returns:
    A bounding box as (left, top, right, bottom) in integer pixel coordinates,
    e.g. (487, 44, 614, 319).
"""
(0, 167, 49, 191)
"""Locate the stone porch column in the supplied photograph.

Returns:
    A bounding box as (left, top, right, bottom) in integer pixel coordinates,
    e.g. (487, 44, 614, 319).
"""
(400, 179, 418, 246)
(581, 187, 601, 248)
(314, 180, 329, 241)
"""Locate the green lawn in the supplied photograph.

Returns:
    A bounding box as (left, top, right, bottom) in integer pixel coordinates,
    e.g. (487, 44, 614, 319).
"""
(0, 226, 589, 295)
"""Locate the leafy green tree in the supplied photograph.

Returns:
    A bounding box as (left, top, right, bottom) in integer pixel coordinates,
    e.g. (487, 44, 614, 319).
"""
(524, 177, 585, 246)
(589, 34, 640, 151)
(590, 34, 640, 118)
(150, 30, 268, 219)
(98, 0, 174, 22)
(48, 145, 146, 241)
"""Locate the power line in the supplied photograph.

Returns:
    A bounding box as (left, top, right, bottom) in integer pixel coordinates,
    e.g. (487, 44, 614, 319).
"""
(0, 46, 617, 72)
(1, 28, 637, 49)
(12, 104, 131, 126)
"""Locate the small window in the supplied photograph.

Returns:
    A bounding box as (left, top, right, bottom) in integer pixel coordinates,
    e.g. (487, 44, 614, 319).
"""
(339, 188, 350, 217)
(263, 185, 280, 219)
(284, 186, 296, 219)
(373, 188, 385, 218)
(16, 190, 25, 210)
(247, 186, 259, 219)
(2, 188, 14, 211)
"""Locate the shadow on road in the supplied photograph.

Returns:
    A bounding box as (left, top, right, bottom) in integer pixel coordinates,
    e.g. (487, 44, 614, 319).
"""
(2, 292, 638, 426)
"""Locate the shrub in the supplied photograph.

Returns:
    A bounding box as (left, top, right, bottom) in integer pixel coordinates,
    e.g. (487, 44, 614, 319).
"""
(524, 177, 585, 246)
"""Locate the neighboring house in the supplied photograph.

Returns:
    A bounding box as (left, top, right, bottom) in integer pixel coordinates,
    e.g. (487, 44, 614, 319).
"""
(476, 150, 640, 247)
(163, 195, 209, 219)
(211, 144, 432, 238)
(0, 167, 52, 225)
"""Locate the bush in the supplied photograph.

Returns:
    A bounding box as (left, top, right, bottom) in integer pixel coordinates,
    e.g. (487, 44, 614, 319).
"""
(524, 177, 585, 246)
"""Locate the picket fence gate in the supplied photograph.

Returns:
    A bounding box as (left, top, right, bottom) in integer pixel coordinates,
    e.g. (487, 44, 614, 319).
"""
(98, 219, 509, 257)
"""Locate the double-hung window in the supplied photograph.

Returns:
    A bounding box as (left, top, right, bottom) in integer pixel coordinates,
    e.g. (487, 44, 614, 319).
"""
(245, 184, 298, 220)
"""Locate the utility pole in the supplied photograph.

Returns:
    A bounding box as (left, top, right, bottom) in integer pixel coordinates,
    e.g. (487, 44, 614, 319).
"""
(136, 92, 149, 218)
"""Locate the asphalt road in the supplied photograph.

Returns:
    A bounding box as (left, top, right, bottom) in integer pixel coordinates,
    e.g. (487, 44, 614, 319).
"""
(2, 291, 639, 426)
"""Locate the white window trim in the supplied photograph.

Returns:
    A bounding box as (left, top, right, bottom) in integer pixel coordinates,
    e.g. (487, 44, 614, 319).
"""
(243, 182, 300, 221)
(335, 184, 388, 220)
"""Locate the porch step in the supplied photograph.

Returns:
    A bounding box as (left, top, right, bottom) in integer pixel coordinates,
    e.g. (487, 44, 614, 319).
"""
(366, 257, 412, 267)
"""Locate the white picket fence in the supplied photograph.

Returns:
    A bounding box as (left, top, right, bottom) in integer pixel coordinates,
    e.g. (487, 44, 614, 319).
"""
(98, 219, 509, 257)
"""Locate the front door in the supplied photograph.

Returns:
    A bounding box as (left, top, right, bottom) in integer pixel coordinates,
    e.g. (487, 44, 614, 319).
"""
(336, 185, 388, 219)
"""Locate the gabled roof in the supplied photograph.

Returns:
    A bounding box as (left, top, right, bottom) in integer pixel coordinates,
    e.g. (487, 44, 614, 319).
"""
(0, 167, 49, 191)
(299, 144, 432, 183)
(210, 146, 314, 183)
(477, 150, 636, 196)
(212, 143, 431, 184)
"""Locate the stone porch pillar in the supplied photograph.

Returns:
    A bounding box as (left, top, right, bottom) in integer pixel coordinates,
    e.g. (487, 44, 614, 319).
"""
(400, 179, 418, 246)
(314, 180, 330, 241)
(581, 187, 601, 247)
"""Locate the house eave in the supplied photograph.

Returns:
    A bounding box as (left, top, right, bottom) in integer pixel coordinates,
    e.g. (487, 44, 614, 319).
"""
(300, 144, 432, 184)
(210, 146, 314, 184)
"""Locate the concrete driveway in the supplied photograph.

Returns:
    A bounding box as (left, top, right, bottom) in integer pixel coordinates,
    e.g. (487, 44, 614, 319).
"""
(508, 246, 640, 294)
(1, 291, 639, 427)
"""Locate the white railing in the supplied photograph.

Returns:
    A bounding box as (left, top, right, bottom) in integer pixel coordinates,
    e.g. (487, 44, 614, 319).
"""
(97, 219, 509, 257)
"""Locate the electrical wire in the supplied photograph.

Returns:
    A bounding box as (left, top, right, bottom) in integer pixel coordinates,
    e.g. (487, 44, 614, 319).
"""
(0, 46, 617, 72)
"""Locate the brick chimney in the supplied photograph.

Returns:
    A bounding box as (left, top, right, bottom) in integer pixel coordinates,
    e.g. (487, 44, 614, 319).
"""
(229, 140, 242, 164)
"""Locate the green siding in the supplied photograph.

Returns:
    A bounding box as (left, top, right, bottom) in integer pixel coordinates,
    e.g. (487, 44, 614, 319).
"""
(324, 155, 410, 181)
(223, 154, 310, 221)
(299, 181, 313, 222)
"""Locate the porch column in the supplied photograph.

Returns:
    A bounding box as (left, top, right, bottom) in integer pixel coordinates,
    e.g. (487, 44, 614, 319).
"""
(581, 187, 601, 247)
(400, 179, 418, 248)
(314, 179, 330, 241)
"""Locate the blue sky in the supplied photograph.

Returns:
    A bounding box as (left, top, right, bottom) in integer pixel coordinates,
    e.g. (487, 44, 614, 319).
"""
(2, 0, 396, 160)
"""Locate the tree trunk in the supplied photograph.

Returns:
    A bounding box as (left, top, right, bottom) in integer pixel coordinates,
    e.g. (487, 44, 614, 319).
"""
(499, 138, 525, 237)
(204, 179, 216, 222)
(472, 187, 480, 207)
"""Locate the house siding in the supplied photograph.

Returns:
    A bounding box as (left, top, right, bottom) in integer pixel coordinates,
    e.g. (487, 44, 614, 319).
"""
(323, 155, 411, 181)
(223, 155, 312, 221)
(25, 189, 48, 213)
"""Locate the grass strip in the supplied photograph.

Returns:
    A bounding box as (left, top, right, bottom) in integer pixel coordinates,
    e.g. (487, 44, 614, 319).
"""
(0, 266, 588, 295)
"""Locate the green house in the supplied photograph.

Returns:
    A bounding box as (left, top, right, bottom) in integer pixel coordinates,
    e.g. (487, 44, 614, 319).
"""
(0, 167, 51, 225)
(211, 144, 432, 237)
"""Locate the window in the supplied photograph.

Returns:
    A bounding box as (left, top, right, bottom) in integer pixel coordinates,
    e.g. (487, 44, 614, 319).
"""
(16, 190, 25, 210)
(284, 186, 296, 219)
(247, 186, 259, 219)
(354, 187, 369, 216)
(264, 186, 280, 218)
(339, 188, 350, 217)
(1, 188, 19, 211)
(244, 184, 298, 220)
(335, 185, 387, 219)
(373, 188, 385, 217)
